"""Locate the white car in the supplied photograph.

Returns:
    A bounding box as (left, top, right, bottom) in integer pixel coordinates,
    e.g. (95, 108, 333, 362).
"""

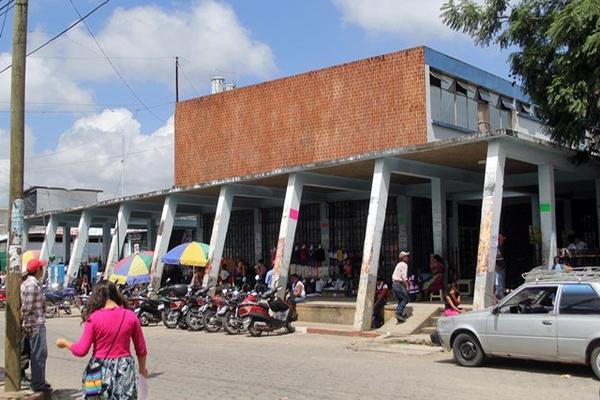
(433, 270, 600, 379)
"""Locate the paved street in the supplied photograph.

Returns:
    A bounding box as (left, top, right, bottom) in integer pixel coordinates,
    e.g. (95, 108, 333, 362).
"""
(1, 312, 599, 400)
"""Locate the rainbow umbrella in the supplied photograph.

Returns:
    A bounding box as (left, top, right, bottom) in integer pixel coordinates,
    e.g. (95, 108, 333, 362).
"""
(22, 250, 41, 266)
(110, 251, 153, 285)
(161, 242, 210, 267)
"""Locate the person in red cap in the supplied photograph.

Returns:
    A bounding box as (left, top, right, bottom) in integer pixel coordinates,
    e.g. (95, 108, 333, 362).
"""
(20, 258, 51, 393)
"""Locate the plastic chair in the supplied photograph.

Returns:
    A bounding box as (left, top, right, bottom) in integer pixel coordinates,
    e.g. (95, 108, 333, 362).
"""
(430, 289, 443, 302)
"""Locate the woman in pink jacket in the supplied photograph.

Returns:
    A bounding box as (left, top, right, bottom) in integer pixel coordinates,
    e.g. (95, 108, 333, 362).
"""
(56, 280, 148, 399)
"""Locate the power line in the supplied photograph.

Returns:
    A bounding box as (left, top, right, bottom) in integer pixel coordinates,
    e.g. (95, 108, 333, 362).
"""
(0, 0, 13, 40)
(67, 0, 165, 124)
(0, 0, 111, 75)
(0, 55, 176, 60)
(177, 60, 200, 97)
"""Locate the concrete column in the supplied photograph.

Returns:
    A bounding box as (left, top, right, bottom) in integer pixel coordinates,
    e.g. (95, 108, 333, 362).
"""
(319, 202, 330, 249)
(271, 174, 304, 297)
(101, 222, 111, 267)
(353, 159, 391, 331)
(150, 196, 178, 289)
(104, 203, 131, 278)
(39, 215, 58, 274)
(147, 218, 157, 250)
(538, 164, 557, 268)
(66, 211, 91, 284)
(63, 224, 71, 263)
(431, 178, 447, 258)
(22, 220, 30, 251)
(397, 195, 412, 253)
(474, 141, 506, 310)
(203, 186, 234, 289)
(596, 179, 600, 250)
(253, 209, 262, 264)
(195, 215, 203, 242)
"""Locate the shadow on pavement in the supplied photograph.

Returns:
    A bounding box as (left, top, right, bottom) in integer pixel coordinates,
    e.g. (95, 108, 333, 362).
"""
(435, 356, 594, 379)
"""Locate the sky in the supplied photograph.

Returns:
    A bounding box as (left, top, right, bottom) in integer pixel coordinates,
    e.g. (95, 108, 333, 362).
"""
(0, 0, 514, 207)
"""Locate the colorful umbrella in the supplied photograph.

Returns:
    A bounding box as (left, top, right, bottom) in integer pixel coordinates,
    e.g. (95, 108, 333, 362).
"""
(110, 251, 153, 285)
(22, 250, 41, 267)
(161, 242, 210, 267)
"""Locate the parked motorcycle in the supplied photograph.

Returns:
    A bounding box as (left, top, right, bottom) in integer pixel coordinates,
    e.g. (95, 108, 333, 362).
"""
(0, 287, 6, 309)
(239, 287, 295, 337)
(203, 290, 227, 333)
(222, 289, 251, 335)
(131, 286, 171, 326)
(160, 284, 191, 329)
(44, 289, 73, 318)
(183, 287, 210, 331)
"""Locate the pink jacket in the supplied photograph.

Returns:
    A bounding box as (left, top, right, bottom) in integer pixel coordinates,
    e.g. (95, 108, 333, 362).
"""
(70, 307, 147, 359)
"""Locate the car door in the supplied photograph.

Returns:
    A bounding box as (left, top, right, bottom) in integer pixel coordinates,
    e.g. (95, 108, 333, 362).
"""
(485, 285, 558, 360)
(556, 283, 600, 362)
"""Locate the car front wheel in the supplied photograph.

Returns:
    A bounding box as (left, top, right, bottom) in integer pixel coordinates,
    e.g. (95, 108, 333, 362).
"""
(452, 333, 485, 367)
(590, 346, 600, 379)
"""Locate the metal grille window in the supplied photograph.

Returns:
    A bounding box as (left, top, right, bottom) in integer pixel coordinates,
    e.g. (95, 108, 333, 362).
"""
(328, 199, 398, 282)
(260, 204, 322, 266)
(202, 210, 255, 265)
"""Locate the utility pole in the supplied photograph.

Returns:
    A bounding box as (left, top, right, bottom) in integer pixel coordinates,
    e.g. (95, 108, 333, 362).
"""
(5, 0, 28, 393)
(175, 56, 179, 103)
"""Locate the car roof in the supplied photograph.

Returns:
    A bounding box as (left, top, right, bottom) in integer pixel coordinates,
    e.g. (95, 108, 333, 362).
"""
(523, 266, 600, 285)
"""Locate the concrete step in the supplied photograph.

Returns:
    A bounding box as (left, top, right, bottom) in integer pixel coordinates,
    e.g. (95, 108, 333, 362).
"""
(420, 326, 436, 335)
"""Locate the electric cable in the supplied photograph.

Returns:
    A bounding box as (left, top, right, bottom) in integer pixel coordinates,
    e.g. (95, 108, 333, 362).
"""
(67, 0, 165, 124)
(0, 0, 111, 74)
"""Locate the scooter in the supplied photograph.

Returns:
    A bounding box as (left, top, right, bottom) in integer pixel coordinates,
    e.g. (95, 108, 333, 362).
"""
(239, 287, 295, 337)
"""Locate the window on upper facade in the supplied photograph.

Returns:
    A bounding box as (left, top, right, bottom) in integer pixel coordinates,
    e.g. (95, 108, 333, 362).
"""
(429, 71, 479, 132)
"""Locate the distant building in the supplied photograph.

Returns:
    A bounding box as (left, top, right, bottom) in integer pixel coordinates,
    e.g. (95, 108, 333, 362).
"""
(24, 186, 102, 216)
(0, 208, 7, 235)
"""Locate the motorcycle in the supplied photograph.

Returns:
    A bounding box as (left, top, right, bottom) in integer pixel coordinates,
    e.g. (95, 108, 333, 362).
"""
(0, 287, 6, 309)
(183, 287, 210, 331)
(239, 287, 295, 337)
(44, 289, 73, 318)
(202, 290, 227, 333)
(160, 284, 191, 329)
(132, 286, 171, 326)
(222, 289, 252, 335)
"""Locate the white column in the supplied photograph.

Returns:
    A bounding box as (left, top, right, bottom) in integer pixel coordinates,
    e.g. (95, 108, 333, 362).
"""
(474, 141, 506, 310)
(203, 186, 234, 289)
(195, 215, 203, 242)
(538, 164, 557, 268)
(397, 195, 412, 253)
(150, 196, 178, 288)
(66, 211, 91, 284)
(319, 202, 329, 249)
(431, 178, 447, 258)
(104, 203, 131, 278)
(253, 209, 262, 264)
(353, 159, 391, 331)
(271, 174, 304, 297)
(39, 215, 58, 275)
(63, 224, 71, 263)
(596, 179, 600, 250)
(101, 222, 111, 267)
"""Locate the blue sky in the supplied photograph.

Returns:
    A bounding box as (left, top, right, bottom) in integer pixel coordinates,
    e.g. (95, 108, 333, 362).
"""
(0, 0, 513, 205)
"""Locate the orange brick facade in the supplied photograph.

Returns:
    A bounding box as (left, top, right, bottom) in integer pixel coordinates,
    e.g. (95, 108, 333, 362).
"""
(174, 47, 427, 187)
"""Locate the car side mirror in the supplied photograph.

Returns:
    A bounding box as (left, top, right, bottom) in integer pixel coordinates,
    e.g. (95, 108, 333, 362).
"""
(491, 306, 498, 315)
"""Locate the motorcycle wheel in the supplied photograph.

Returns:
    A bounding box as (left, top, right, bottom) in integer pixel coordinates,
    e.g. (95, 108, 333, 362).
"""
(286, 322, 295, 334)
(185, 310, 204, 331)
(162, 310, 179, 329)
(223, 311, 240, 335)
(248, 320, 263, 337)
(0, 300, 5, 309)
(45, 305, 58, 319)
(63, 306, 72, 315)
(139, 312, 150, 327)
(203, 309, 221, 333)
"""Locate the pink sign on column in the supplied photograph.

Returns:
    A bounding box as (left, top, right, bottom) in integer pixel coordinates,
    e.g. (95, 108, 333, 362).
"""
(289, 208, 299, 221)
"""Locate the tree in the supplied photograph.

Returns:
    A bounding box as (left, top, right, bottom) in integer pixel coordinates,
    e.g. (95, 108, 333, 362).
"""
(441, 0, 600, 156)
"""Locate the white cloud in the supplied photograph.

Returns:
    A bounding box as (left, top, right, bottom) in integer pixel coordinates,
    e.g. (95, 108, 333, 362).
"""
(332, 0, 459, 39)
(47, 0, 276, 86)
(22, 109, 174, 202)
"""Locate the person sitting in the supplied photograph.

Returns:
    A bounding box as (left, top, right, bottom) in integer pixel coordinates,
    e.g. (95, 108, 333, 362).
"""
(444, 285, 464, 317)
(372, 276, 388, 328)
(290, 274, 306, 303)
(551, 249, 574, 272)
(423, 255, 445, 296)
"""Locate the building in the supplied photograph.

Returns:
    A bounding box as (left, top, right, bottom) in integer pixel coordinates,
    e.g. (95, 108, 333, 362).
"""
(24, 186, 102, 216)
(24, 46, 600, 331)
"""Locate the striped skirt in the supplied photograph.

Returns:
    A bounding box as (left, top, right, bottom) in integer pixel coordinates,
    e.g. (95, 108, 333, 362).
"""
(82, 356, 137, 400)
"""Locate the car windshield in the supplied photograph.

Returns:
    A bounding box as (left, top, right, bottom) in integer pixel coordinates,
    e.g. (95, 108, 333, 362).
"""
(498, 286, 557, 314)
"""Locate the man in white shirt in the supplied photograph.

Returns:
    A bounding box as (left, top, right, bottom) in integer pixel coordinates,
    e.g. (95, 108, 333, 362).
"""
(392, 251, 410, 322)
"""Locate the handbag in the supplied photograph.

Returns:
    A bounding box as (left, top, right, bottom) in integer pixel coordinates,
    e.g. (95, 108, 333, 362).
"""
(84, 309, 126, 398)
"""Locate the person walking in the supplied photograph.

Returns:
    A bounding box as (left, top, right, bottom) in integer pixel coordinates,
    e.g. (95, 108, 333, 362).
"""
(21, 258, 52, 394)
(56, 280, 148, 399)
(392, 251, 410, 323)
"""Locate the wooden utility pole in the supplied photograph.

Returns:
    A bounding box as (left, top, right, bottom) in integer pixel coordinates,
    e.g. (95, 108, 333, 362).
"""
(5, 0, 28, 392)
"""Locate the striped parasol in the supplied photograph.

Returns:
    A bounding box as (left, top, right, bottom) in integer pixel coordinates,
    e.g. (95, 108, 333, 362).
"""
(110, 251, 153, 285)
(161, 242, 210, 267)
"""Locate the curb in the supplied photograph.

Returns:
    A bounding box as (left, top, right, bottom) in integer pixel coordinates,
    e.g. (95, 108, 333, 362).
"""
(302, 327, 380, 338)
